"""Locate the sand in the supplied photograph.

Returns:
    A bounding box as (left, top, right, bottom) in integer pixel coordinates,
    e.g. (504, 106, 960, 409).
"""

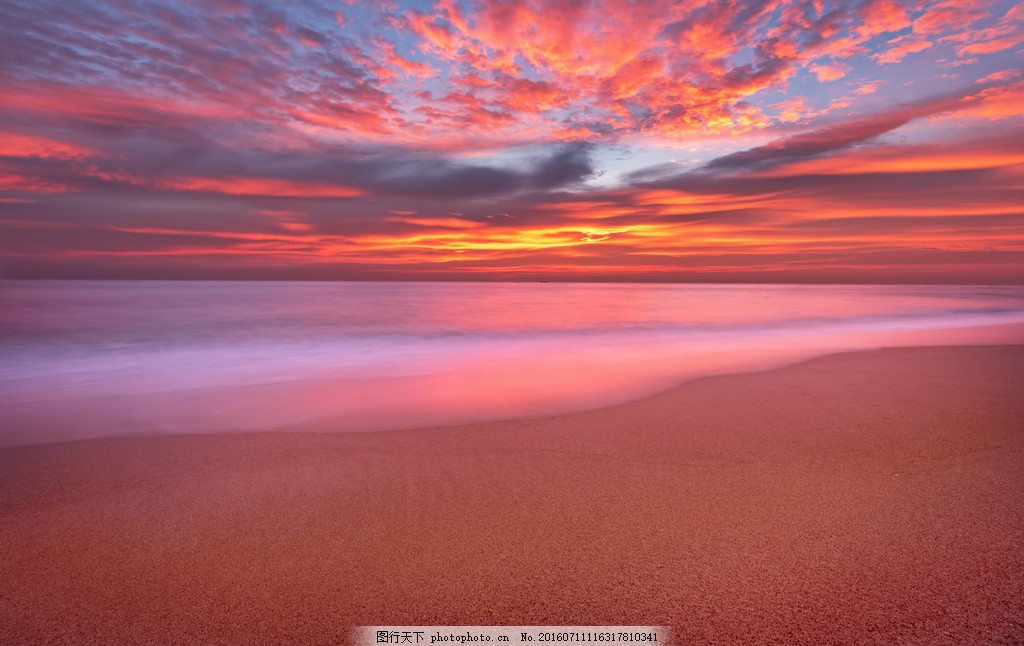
(1, 345, 1023, 645)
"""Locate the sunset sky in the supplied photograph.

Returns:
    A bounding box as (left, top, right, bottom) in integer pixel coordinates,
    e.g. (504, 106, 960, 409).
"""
(2, 0, 1023, 282)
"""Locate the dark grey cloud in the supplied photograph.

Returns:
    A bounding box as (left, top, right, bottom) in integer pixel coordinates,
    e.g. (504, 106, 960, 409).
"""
(529, 143, 596, 189)
(305, 142, 595, 198)
(0, 121, 597, 199)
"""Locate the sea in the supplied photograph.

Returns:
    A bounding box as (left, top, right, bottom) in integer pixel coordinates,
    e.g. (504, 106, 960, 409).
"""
(2, 280, 1023, 447)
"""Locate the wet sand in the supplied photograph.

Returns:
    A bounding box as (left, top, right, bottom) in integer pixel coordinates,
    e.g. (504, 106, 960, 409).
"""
(2, 345, 1023, 644)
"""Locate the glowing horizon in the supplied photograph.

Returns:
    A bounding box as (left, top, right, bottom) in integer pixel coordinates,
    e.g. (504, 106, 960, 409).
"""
(1, 0, 1023, 283)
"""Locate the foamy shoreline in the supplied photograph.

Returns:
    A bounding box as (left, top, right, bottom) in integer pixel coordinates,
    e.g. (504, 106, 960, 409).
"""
(4, 281, 1024, 449)
(3, 320, 1024, 449)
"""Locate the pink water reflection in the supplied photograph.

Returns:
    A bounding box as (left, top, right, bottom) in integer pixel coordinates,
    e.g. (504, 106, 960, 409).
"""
(2, 280, 1022, 448)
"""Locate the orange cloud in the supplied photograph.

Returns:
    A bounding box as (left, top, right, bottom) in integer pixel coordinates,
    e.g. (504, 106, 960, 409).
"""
(959, 81, 1024, 119)
(753, 141, 1024, 176)
(772, 97, 813, 123)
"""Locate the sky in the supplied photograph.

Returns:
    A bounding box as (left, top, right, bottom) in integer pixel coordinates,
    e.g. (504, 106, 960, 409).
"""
(1, 0, 1023, 283)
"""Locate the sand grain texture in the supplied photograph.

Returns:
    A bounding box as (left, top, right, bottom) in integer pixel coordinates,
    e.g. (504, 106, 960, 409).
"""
(2, 345, 1024, 644)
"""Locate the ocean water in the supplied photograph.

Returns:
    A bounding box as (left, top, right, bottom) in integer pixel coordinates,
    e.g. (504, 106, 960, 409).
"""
(2, 280, 1023, 447)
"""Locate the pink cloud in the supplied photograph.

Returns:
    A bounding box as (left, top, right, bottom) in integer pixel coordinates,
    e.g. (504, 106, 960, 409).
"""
(809, 61, 851, 82)
(873, 38, 933, 64)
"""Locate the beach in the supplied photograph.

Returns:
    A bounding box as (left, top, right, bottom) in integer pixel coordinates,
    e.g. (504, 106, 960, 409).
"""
(2, 344, 1023, 644)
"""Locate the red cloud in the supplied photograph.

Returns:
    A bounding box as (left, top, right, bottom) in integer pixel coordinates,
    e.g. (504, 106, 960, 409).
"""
(0, 133, 94, 159)
(161, 177, 364, 198)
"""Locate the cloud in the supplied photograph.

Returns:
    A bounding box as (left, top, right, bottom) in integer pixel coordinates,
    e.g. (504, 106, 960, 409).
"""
(5, 0, 1008, 150)
(529, 143, 597, 189)
(271, 143, 597, 199)
(912, 0, 989, 36)
(957, 34, 1024, 56)
(976, 70, 1023, 85)
(809, 61, 851, 82)
(700, 92, 972, 173)
(872, 38, 933, 64)
(2, 0, 1023, 283)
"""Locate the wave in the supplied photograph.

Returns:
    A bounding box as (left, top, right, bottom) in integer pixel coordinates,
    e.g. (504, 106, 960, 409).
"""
(2, 305, 1023, 397)
(2, 281, 1023, 447)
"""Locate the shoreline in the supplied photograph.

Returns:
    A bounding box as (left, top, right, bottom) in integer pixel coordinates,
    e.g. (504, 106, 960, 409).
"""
(4, 319, 1024, 449)
(2, 344, 1024, 643)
